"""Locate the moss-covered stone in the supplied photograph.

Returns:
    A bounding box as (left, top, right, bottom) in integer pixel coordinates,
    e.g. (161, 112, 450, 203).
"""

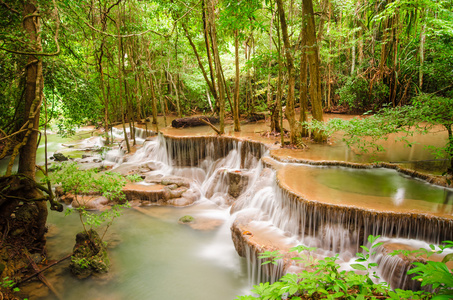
(178, 215, 194, 223)
(69, 229, 110, 279)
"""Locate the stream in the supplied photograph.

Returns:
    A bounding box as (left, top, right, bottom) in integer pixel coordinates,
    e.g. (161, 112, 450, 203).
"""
(3, 119, 452, 299)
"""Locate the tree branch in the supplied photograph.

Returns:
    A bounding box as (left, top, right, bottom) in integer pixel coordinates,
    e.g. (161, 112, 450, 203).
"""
(199, 118, 222, 135)
(0, 0, 19, 14)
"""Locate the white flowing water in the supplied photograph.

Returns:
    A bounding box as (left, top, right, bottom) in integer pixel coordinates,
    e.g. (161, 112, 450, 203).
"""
(24, 130, 453, 298)
(44, 133, 266, 300)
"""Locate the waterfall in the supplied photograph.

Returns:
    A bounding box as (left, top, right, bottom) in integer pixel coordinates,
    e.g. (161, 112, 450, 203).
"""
(111, 133, 453, 291)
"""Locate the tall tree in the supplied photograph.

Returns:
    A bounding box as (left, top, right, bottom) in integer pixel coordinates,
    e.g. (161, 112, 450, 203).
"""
(302, 0, 324, 142)
(276, 0, 299, 144)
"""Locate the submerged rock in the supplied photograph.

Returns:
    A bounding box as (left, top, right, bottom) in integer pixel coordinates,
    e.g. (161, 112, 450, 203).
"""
(70, 229, 109, 279)
(179, 215, 194, 223)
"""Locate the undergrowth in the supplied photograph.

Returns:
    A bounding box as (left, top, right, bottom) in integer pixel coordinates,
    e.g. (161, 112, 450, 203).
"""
(236, 235, 453, 300)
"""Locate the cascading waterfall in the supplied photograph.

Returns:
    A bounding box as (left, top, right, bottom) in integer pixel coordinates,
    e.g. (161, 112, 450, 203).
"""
(107, 132, 452, 291)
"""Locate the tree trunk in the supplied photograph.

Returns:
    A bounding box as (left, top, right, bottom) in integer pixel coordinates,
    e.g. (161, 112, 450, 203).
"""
(19, 1, 47, 243)
(207, 0, 225, 134)
(302, 0, 324, 142)
(267, 8, 280, 133)
(299, 40, 309, 137)
(116, 7, 130, 153)
(277, 0, 299, 145)
(419, 21, 426, 90)
(182, 23, 217, 101)
(202, 0, 218, 110)
(233, 29, 241, 132)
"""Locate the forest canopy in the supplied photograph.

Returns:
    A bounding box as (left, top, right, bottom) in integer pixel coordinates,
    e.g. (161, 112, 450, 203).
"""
(1, 0, 453, 158)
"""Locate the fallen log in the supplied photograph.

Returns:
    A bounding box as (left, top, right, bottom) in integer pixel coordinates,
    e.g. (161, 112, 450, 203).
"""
(171, 116, 219, 128)
(24, 250, 64, 300)
(19, 252, 73, 284)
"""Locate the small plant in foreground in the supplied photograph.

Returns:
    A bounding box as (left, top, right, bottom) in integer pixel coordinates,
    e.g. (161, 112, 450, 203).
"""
(1, 277, 19, 292)
(0, 277, 28, 300)
(236, 235, 440, 299)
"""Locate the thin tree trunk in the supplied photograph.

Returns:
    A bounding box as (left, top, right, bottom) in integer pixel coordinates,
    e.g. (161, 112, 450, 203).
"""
(182, 23, 217, 100)
(419, 21, 426, 90)
(299, 37, 309, 137)
(202, 0, 218, 110)
(116, 7, 130, 153)
(207, 0, 225, 134)
(174, 29, 182, 117)
(233, 29, 241, 132)
(276, 12, 285, 145)
(157, 70, 167, 126)
(277, 0, 299, 144)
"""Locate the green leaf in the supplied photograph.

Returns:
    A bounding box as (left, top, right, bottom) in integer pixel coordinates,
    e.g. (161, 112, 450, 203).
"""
(350, 264, 367, 271)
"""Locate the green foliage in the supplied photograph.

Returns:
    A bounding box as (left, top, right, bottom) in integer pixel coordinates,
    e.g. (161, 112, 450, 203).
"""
(236, 235, 440, 300)
(258, 250, 284, 266)
(49, 162, 127, 202)
(391, 240, 453, 298)
(337, 76, 389, 112)
(49, 162, 130, 239)
(1, 277, 19, 292)
(126, 174, 143, 183)
(71, 257, 90, 270)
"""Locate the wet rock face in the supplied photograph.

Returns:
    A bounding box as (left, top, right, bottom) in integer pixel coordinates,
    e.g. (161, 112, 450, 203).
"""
(71, 196, 110, 210)
(228, 171, 249, 198)
(70, 229, 109, 279)
(374, 242, 426, 291)
(123, 175, 199, 206)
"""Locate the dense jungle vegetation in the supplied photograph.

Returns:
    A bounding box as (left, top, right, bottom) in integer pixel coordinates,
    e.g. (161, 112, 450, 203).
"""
(0, 0, 452, 298)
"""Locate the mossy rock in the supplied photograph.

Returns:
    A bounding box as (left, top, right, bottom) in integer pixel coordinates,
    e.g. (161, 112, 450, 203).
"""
(69, 229, 110, 279)
(178, 215, 194, 223)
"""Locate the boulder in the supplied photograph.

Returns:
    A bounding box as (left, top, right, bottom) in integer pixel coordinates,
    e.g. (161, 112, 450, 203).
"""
(70, 229, 110, 279)
(71, 196, 110, 210)
(53, 152, 68, 161)
(178, 215, 195, 223)
(228, 170, 249, 198)
(122, 180, 199, 206)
